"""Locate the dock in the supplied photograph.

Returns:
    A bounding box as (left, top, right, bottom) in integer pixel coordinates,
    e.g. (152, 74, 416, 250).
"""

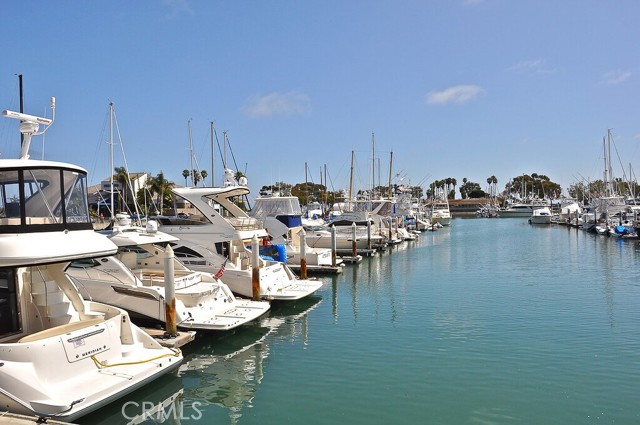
(288, 263, 344, 275)
(141, 328, 196, 348)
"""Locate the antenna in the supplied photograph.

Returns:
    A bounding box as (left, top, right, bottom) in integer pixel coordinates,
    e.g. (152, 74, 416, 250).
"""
(2, 96, 56, 159)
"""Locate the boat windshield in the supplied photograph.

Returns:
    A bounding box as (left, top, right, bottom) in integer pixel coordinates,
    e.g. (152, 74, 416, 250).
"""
(250, 197, 302, 219)
(0, 166, 91, 230)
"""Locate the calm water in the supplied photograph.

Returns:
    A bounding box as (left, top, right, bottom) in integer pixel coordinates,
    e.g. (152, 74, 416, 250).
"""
(80, 218, 640, 424)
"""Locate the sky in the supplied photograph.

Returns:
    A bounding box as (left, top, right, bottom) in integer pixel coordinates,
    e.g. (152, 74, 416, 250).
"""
(1, 0, 640, 199)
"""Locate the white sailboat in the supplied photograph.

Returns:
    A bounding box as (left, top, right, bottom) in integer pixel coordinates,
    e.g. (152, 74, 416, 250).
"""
(0, 100, 182, 421)
(155, 171, 323, 300)
(68, 214, 270, 331)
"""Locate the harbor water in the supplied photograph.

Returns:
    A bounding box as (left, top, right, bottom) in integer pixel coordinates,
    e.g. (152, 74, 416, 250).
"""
(79, 218, 640, 424)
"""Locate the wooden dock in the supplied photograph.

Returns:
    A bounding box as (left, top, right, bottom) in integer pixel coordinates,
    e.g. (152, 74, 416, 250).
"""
(288, 263, 344, 275)
(141, 328, 196, 348)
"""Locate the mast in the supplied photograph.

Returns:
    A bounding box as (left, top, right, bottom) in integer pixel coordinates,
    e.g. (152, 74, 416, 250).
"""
(348, 150, 354, 210)
(603, 135, 609, 196)
(109, 102, 115, 218)
(18, 74, 24, 150)
(324, 164, 328, 216)
(305, 162, 308, 206)
(210, 121, 215, 187)
(371, 132, 375, 200)
(388, 150, 393, 199)
(223, 131, 229, 170)
(188, 119, 194, 186)
(607, 129, 614, 195)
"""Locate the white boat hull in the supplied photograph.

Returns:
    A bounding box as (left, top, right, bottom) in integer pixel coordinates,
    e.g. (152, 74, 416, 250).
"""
(0, 305, 181, 421)
(69, 249, 270, 331)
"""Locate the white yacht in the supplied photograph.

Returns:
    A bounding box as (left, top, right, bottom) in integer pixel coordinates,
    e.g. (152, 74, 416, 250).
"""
(497, 200, 548, 218)
(528, 206, 552, 224)
(0, 104, 182, 421)
(428, 192, 452, 226)
(154, 175, 323, 301)
(249, 194, 343, 270)
(67, 214, 270, 331)
(321, 198, 395, 248)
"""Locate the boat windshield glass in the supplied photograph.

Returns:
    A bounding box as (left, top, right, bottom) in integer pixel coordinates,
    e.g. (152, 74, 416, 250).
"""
(250, 197, 302, 219)
(0, 167, 91, 227)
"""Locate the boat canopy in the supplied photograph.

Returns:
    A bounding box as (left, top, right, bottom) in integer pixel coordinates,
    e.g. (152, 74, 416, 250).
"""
(0, 160, 92, 232)
(250, 196, 302, 220)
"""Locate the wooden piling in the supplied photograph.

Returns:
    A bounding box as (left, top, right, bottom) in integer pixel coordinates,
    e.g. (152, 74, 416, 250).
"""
(251, 235, 261, 300)
(299, 227, 308, 279)
(331, 225, 337, 267)
(163, 245, 177, 337)
(352, 222, 357, 257)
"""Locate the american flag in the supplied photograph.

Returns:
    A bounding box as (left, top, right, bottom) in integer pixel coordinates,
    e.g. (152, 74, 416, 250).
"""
(214, 259, 227, 280)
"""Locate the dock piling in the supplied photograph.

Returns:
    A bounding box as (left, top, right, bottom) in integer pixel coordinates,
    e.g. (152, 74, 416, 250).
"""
(299, 227, 308, 279)
(251, 235, 261, 300)
(163, 245, 177, 337)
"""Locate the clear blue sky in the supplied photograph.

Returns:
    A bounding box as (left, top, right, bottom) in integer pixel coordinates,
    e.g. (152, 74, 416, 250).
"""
(2, 1, 639, 199)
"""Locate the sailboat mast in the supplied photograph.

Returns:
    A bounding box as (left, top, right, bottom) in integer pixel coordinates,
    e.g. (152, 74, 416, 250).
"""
(223, 131, 228, 170)
(210, 121, 215, 187)
(305, 162, 308, 206)
(188, 119, 194, 186)
(608, 129, 614, 195)
(323, 164, 327, 216)
(109, 102, 115, 218)
(371, 132, 375, 200)
(348, 150, 354, 210)
(18, 74, 24, 150)
(388, 150, 393, 199)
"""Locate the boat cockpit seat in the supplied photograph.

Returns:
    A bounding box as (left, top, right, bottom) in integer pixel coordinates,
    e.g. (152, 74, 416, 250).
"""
(17, 317, 105, 343)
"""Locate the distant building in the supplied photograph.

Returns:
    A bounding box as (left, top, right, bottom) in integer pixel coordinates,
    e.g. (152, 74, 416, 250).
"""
(448, 198, 494, 216)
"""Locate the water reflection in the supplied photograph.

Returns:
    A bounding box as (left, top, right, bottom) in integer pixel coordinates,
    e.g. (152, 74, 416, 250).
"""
(78, 373, 186, 425)
(177, 296, 322, 424)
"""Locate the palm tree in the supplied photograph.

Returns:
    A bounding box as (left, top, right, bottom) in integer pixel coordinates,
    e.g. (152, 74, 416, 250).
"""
(461, 177, 468, 199)
(114, 166, 129, 212)
(150, 171, 172, 214)
(491, 176, 498, 198)
(192, 169, 201, 187)
(200, 170, 208, 186)
(182, 169, 189, 186)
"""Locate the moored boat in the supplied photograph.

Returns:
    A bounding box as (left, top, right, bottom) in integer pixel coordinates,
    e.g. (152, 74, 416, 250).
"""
(155, 172, 323, 301)
(0, 102, 182, 421)
(68, 214, 270, 331)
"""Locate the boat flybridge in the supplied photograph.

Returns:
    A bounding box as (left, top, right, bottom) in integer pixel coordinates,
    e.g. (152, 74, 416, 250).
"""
(154, 175, 323, 301)
(0, 102, 182, 421)
(67, 214, 270, 331)
(249, 194, 343, 269)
